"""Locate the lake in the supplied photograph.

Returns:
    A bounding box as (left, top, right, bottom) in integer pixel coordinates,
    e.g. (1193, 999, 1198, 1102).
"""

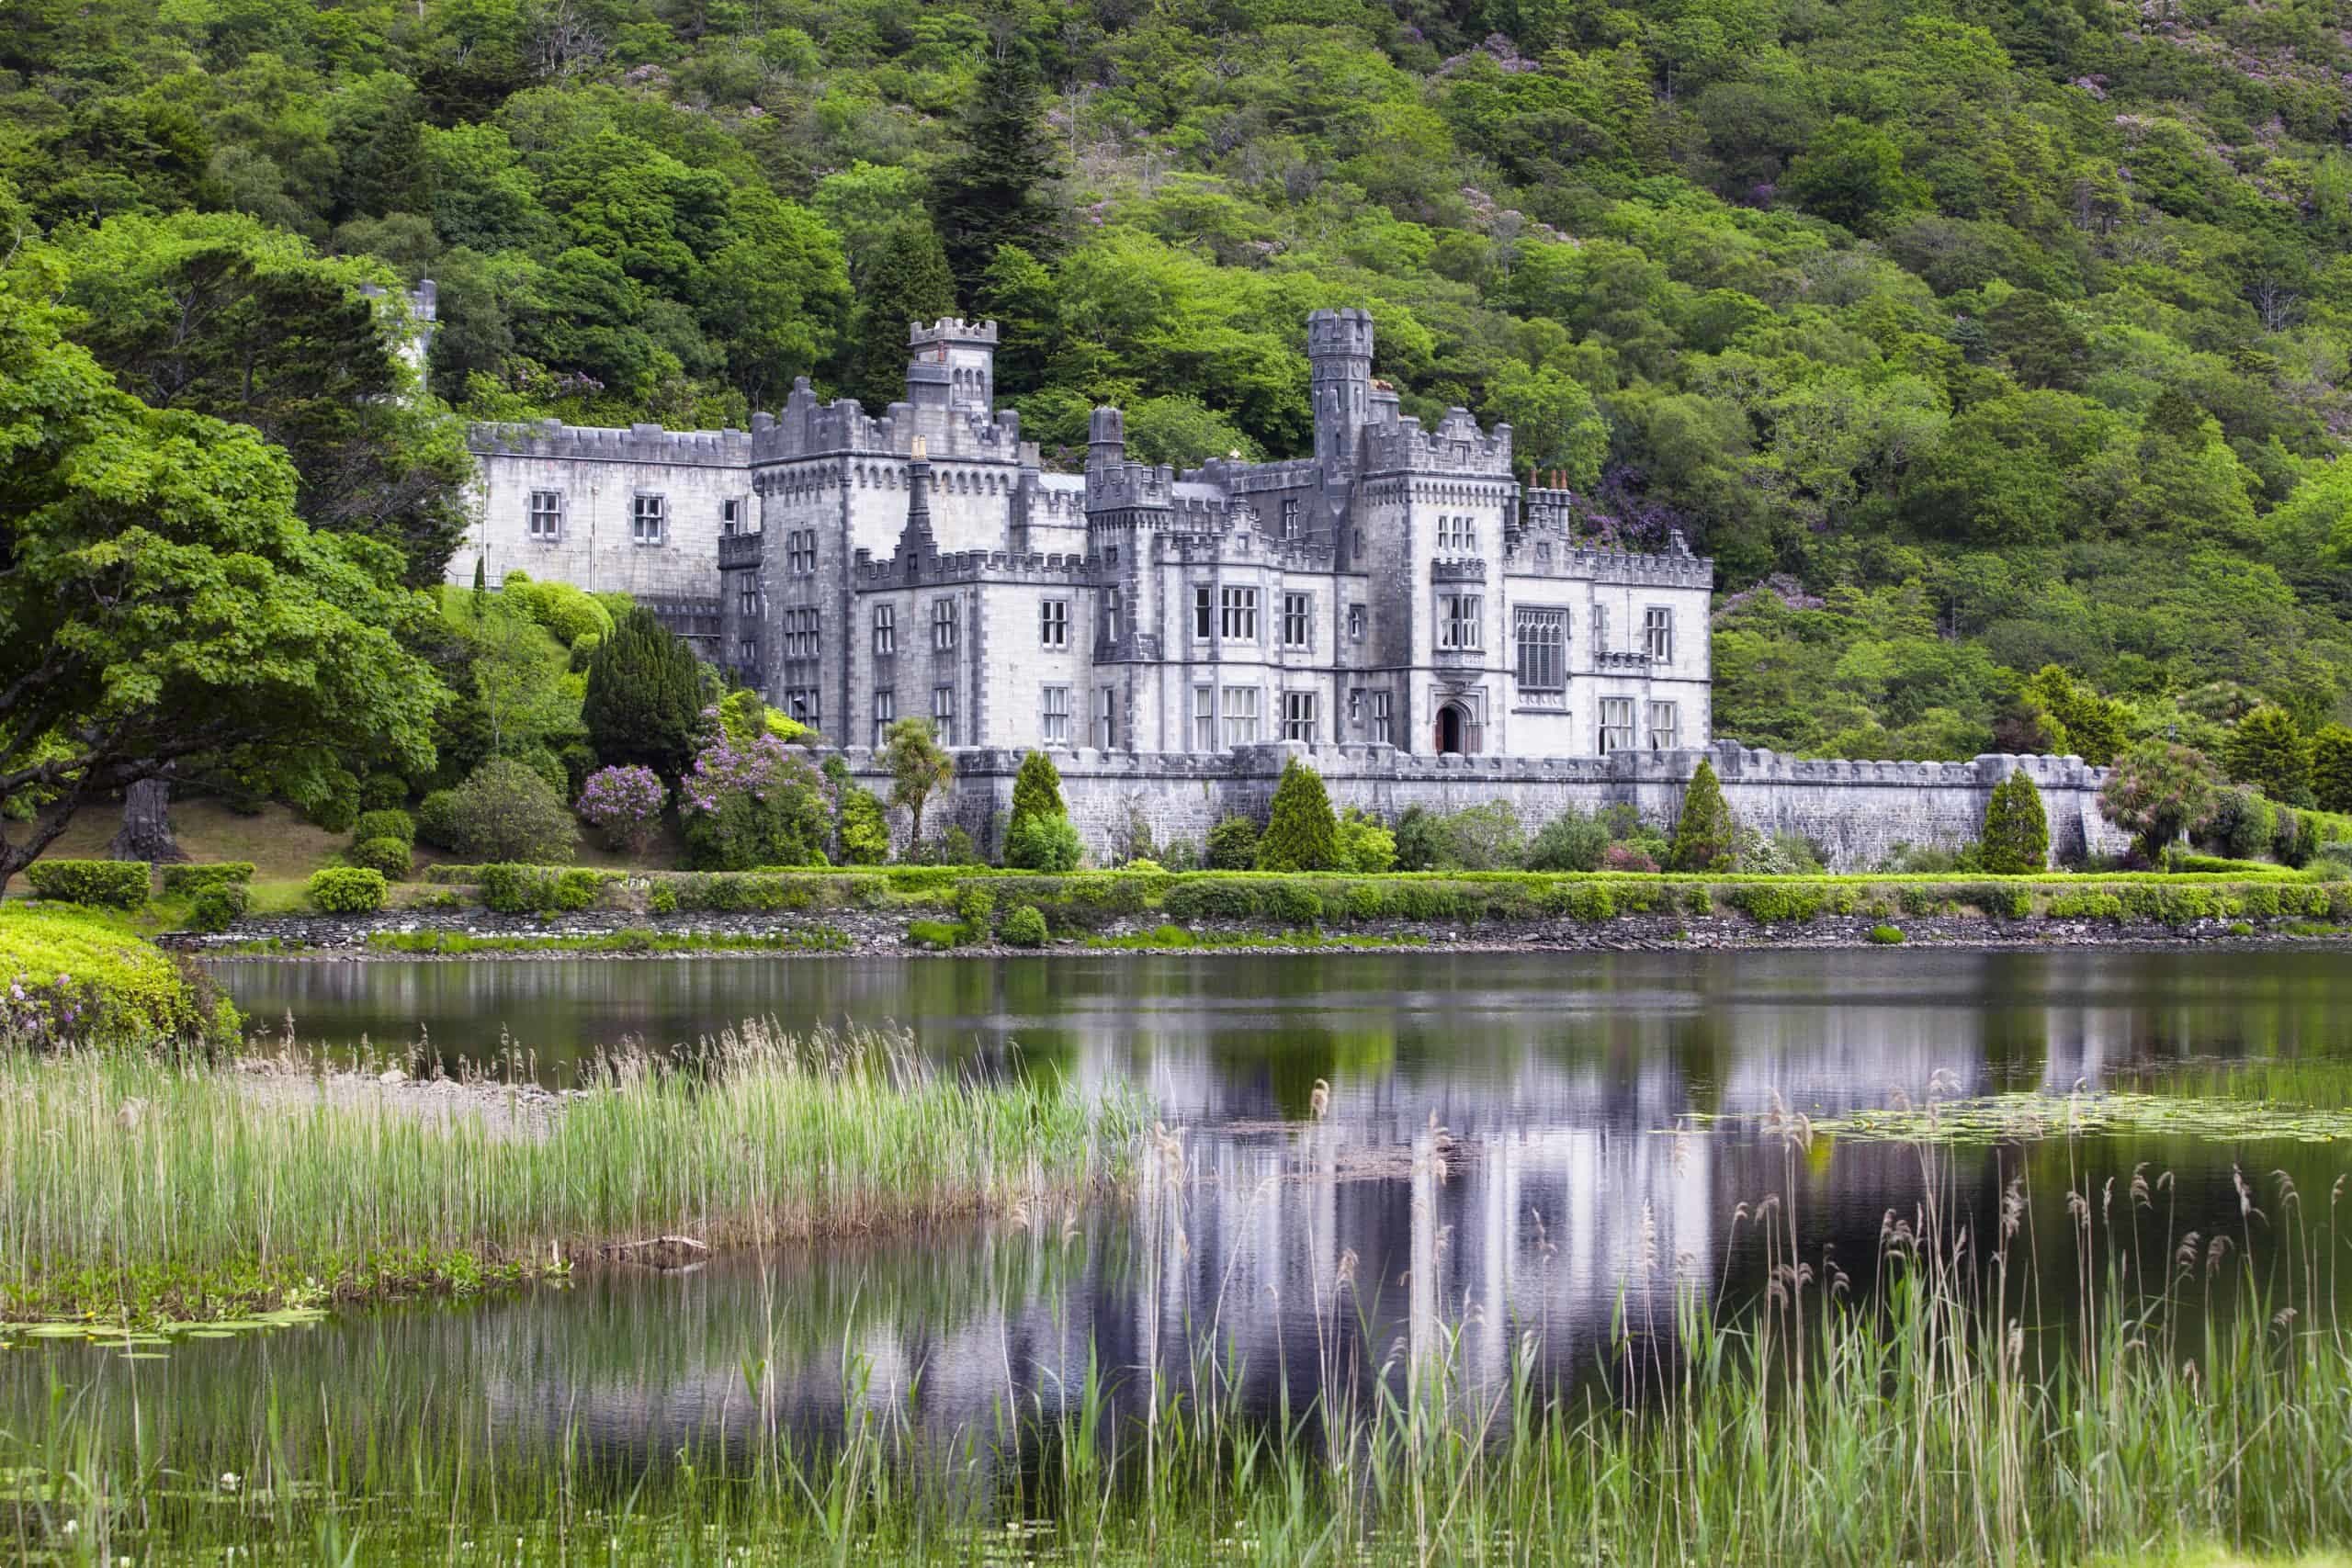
(15, 947, 2352, 1514)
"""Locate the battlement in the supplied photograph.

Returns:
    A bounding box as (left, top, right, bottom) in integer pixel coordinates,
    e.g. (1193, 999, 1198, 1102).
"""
(1306, 307, 1374, 361)
(752, 378, 1027, 464)
(468, 420, 752, 467)
(1510, 543, 1713, 589)
(909, 317, 1000, 347)
(853, 547, 1094, 587)
(1363, 405, 1514, 477)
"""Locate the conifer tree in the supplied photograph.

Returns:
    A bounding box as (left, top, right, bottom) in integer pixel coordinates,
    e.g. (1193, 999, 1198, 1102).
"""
(2312, 725, 2352, 815)
(1257, 758, 1339, 870)
(1668, 759, 1737, 872)
(1009, 749, 1066, 831)
(933, 42, 1064, 300)
(1978, 768, 2050, 874)
(2223, 705, 2313, 807)
(583, 607, 705, 779)
(845, 219, 957, 411)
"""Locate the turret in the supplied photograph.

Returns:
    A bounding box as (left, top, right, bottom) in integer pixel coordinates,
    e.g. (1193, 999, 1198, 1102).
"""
(1307, 308, 1374, 477)
(1087, 405, 1126, 474)
(905, 318, 999, 412)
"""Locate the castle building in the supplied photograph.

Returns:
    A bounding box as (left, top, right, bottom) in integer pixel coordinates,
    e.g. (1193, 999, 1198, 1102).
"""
(458, 310, 1713, 759)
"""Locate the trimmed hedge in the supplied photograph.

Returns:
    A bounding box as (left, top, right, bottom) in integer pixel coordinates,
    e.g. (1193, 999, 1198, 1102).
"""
(159, 862, 255, 897)
(348, 838, 414, 879)
(352, 808, 417, 848)
(0, 904, 239, 1053)
(478, 864, 619, 915)
(25, 860, 152, 908)
(306, 867, 388, 914)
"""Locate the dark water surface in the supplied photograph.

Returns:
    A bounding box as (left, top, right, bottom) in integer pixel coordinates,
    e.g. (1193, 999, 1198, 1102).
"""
(17, 948, 2352, 1479)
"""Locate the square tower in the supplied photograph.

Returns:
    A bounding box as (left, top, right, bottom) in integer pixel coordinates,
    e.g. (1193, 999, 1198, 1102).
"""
(905, 318, 999, 413)
(1307, 308, 1374, 478)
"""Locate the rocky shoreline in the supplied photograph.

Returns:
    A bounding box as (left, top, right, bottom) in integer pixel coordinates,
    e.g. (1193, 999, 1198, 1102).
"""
(167, 906, 2347, 959)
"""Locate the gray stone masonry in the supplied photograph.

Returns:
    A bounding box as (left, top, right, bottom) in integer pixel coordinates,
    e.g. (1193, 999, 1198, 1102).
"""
(832, 741, 2130, 872)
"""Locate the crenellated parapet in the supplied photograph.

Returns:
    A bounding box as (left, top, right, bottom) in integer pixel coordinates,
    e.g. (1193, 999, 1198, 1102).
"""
(468, 420, 754, 467)
(852, 547, 1096, 587)
(1362, 405, 1514, 477)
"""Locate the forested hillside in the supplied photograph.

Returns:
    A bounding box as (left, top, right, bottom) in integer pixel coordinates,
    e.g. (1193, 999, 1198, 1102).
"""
(6, 0, 2352, 764)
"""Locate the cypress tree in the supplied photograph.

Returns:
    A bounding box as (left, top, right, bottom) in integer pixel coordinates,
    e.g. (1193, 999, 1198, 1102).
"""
(1978, 768, 2050, 874)
(1257, 758, 1339, 871)
(2312, 724, 2352, 815)
(583, 607, 705, 779)
(933, 42, 1064, 299)
(1009, 749, 1067, 831)
(2223, 705, 2314, 807)
(1668, 759, 1738, 872)
(846, 219, 958, 411)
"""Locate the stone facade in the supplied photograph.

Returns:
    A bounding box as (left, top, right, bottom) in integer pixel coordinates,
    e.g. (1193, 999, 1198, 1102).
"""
(831, 741, 2129, 872)
(458, 310, 1713, 759)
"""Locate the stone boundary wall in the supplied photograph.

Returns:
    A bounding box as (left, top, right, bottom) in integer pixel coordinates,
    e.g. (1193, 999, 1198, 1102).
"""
(832, 741, 2131, 872)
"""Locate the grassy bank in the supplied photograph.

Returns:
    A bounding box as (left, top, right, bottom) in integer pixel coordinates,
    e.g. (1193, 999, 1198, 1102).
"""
(11, 1129, 2352, 1563)
(1, 1021, 1139, 1324)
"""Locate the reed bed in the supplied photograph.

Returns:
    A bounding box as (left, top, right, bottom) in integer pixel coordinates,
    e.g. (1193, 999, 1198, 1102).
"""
(14, 1092, 2352, 1563)
(1, 1019, 1140, 1320)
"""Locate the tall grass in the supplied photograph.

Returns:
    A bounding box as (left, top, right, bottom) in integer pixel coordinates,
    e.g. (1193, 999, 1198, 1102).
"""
(1, 1020, 1140, 1321)
(15, 1090, 2352, 1562)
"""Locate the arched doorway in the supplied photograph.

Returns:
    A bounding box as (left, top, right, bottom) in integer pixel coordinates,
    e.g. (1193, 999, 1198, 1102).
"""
(1436, 702, 1467, 755)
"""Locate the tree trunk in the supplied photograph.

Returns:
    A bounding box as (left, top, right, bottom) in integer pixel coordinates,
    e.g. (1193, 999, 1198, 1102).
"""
(108, 776, 188, 863)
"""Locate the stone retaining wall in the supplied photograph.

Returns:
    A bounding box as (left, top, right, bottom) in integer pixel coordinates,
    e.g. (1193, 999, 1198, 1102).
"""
(831, 741, 2130, 872)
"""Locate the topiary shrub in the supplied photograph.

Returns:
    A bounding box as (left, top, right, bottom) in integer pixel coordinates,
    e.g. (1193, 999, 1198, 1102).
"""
(159, 863, 254, 897)
(306, 866, 388, 914)
(358, 773, 411, 812)
(1205, 815, 1261, 870)
(1978, 770, 2049, 874)
(1669, 760, 1737, 872)
(1257, 759, 1339, 871)
(1001, 904, 1048, 947)
(353, 808, 417, 849)
(347, 837, 413, 878)
(187, 884, 250, 933)
(26, 860, 152, 908)
(1005, 810, 1083, 873)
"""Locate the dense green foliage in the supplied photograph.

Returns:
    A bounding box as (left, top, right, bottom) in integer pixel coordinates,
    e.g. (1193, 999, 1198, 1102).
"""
(23, 859, 151, 908)
(582, 609, 706, 779)
(0, 288, 440, 890)
(2223, 704, 2314, 804)
(1008, 750, 1066, 836)
(1004, 811, 1083, 873)
(438, 756, 581, 863)
(881, 717, 952, 845)
(1000, 903, 1049, 947)
(1205, 815, 1262, 871)
(2099, 739, 2222, 856)
(2317, 725, 2352, 814)
(1258, 759, 1340, 871)
(1978, 769, 2050, 873)
(0, 905, 237, 1051)
(304, 865, 388, 913)
(8, 0, 2352, 761)
(1670, 760, 1738, 871)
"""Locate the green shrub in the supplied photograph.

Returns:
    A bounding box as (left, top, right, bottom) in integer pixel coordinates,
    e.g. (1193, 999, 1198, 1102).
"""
(303, 768, 360, 834)
(1978, 770, 2049, 874)
(25, 860, 151, 908)
(352, 808, 417, 848)
(0, 905, 239, 1053)
(1335, 809, 1396, 873)
(186, 884, 250, 933)
(415, 790, 463, 852)
(306, 867, 388, 914)
(1263, 882, 1322, 928)
(158, 863, 254, 897)
(1009, 750, 1067, 834)
(1164, 879, 1260, 921)
(1670, 761, 1737, 872)
(477, 863, 611, 915)
(348, 837, 413, 878)
(955, 885, 996, 928)
(2047, 890, 2125, 920)
(438, 758, 580, 864)
(1001, 905, 1048, 947)
(1005, 812, 1083, 872)
(1683, 885, 1713, 917)
(1868, 924, 1906, 944)
(649, 886, 678, 915)
(942, 825, 980, 865)
(1727, 884, 1824, 923)
(1257, 759, 1339, 870)
(1205, 815, 1261, 870)
(1526, 811, 1609, 873)
(358, 773, 411, 812)
(1541, 882, 1616, 920)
